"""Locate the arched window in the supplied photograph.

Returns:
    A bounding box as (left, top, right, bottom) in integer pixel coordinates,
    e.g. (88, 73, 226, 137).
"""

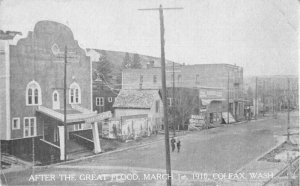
(52, 90, 60, 109)
(26, 80, 42, 106)
(69, 82, 81, 104)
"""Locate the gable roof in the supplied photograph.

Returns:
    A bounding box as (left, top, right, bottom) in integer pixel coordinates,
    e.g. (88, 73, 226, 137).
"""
(113, 89, 160, 109)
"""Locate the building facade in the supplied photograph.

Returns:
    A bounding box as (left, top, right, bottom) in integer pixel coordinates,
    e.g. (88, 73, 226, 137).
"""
(0, 21, 101, 163)
(122, 64, 245, 120)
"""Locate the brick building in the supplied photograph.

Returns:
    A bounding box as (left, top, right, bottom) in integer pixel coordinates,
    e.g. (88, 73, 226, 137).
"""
(0, 21, 102, 164)
(122, 64, 245, 121)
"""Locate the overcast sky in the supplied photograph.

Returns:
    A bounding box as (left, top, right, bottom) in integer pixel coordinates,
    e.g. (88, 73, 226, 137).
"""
(0, 0, 298, 76)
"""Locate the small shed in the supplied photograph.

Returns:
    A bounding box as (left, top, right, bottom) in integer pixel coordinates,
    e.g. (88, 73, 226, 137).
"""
(113, 89, 163, 133)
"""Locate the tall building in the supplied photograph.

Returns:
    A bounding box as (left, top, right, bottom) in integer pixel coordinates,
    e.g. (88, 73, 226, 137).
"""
(122, 63, 245, 121)
(0, 21, 101, 163)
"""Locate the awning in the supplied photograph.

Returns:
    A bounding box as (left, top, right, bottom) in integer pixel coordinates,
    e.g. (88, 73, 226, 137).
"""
(37, 105, 97, 124)
(201, 99, 226, 106)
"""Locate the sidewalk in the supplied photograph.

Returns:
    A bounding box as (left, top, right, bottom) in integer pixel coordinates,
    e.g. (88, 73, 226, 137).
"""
(220, 137, 299, 185)
(1, 130, 189, 175)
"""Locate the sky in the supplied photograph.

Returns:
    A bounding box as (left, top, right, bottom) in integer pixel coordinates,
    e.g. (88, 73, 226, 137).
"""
(0, 0, 298, 76)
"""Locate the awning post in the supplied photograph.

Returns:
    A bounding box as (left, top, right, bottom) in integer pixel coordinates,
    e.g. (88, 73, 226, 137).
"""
(58, 126, 65, 161)
(92, 122, 101, 153)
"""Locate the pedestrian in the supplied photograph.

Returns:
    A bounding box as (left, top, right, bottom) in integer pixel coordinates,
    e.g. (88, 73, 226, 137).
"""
(170, 137, 176, 152)
(176, 139, 181, 153)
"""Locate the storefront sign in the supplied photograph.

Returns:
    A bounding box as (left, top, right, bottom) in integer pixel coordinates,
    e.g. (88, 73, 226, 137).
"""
(85, 111, 112, 123)
(190, 113, 206, 127)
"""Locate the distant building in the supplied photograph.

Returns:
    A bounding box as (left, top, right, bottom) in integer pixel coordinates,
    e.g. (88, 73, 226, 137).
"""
(122, 64, 245, 121)
(244, 75, 298, 113)
(113, 89, 163, 133)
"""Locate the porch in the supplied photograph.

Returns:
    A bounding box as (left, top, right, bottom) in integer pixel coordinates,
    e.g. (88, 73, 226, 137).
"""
(36, 105, 103, 161)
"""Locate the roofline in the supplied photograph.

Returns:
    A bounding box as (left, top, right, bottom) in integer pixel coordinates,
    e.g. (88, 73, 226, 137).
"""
(122, 63, 243, 71)
(113, 107, 151, 109)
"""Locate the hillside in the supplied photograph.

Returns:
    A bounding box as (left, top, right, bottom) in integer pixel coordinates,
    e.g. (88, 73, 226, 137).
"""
(87, 49, 180, 88)
(87, 48, 178, 69)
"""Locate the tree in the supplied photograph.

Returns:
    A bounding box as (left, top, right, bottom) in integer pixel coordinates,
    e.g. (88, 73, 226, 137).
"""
(167, 88, 199, 130)
(131, 53, 142, 69)
(122, 52, 131, 69)
(95, 50, 112, 83)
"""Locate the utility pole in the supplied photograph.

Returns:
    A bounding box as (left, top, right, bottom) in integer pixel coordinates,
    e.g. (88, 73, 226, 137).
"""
(227, 71, 230, 124)
(53, 45, 78, 161)
(172, 62, 176, 136)
(255, 77, 258, 119)
(64, 46, 67, 161)
(263, 80, 265, 117)
(272, 81, 276, 118)
(287, 78, 290, 143)
(0, 140, 2, 170)
(139, 5, 183, 186)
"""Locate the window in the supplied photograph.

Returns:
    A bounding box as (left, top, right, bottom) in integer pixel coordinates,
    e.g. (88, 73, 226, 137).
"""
(108, 97, 113, 102)
(96, 97, 100, 106)
(12, 118, 20, 130)
(217, 91, 222, 97)
(52, 90, 60, 109)
(207, 90, 217, 96)
(74, 124, 83, 131)
(26, 81, 42, 106)
(155, 100, 160, 113)
(196, 74, 200, 84)
(177, 75, 182, 83)
(153, 75, 157, 83)
(200, 90, 207, 98)
(140, 75, 143, 83)
(96, 97, 104, 106)
(23, 117, 36, 137)
(100, 97, 104, 106)
(69, 82, 81, 104)
(167, 98, 172, 107)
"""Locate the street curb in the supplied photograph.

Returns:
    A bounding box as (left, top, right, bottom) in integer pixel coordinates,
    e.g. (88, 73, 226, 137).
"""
(235, 141, 285, 174)
(53, 131, 192, 167)
(2, 132, 193, 175)
(22, 132, 189, 171)
(2, 117, 275, 175)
